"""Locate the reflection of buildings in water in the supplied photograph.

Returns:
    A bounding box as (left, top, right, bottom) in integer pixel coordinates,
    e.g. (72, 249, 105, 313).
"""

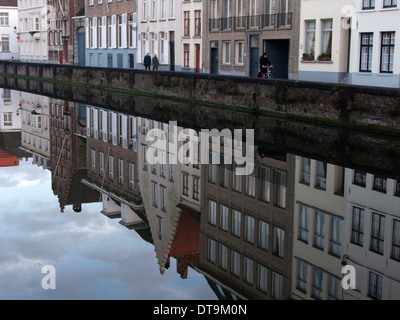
(0, 89, 21, 133)
(292, 157, 345, 300)
(20, 92, 51, 169)
(50, 99, 99, 212)
(197, 147, 295, 300)
(343, 169, 400, 300)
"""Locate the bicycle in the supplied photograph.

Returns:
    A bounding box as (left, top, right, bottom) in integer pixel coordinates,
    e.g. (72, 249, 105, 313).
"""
(259, 65, 273, 79)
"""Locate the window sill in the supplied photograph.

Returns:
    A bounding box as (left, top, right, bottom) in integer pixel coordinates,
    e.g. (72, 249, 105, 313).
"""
(378, 73, 394, 77)
(182, 36, 190, 39)
(300, 60, 316, 63)
(192, 36, 201, 39)
(316, 60, 333, 64)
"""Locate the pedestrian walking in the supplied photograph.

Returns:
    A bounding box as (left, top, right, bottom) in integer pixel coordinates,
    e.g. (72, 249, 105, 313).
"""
(152, 54, 159, 71)
(144, 52, 151, 70)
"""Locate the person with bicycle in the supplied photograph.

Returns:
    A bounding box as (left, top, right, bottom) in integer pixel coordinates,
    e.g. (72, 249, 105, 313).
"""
(258, 53, 273, 78)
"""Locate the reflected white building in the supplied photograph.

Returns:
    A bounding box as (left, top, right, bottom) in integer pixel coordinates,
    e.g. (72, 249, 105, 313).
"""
(0, 0, 19, 60)
(0, 88, 21, 132)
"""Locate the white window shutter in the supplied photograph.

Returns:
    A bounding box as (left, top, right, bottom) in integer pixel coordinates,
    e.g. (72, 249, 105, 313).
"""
(85, 18, 89, 49)
(111, 15, 117, 48)
(102, 16, 107, 48)
(121, 14, 127, 48)
(93, 18, 97, 48)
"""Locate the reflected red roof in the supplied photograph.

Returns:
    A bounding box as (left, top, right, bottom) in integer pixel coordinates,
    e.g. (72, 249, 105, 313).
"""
(0, 149, 19, 167)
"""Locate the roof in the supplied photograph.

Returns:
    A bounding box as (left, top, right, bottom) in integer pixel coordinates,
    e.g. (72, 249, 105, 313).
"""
(0, 0, 18, 7)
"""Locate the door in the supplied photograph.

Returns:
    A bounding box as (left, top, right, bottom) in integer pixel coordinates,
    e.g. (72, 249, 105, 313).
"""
(77, 31, 85, 66)
(250, 35, 259, 77)
(59, 51, 63, 65)
(117, 53, 123, 68)
(129, 54, 134, 69)
(210, 47, 218, 74)
(107, 54, 113, 68)
(169, 31, 175, 71)
(263, 39, 289, 79)
(195, 45, 200, 73)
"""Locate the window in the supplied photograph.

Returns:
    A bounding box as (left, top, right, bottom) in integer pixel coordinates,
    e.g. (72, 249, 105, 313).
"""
(142, 145, 148, 170)
(371, 213, 385, 254)
(117, 15, 123, 48)
(305, 20, 316, 57)
(274, 170, 287, 208)
(99, 152, 105, 176)
(362, 0, 375, 9)
(231, 251, 240, 276)
(235, 41, 244, 65)
(170, 0, 175, 18)
(259, 221, 269, 250)
(219, 244, 228, 270)
(299, 205, 309, 243)
(392, 220, 400, 261)
(107, 16, 112, 47)
(233, 166, 242, 192)
(151, 0, 156, 19)
(273, 226, 285, 258)
(330, 216, 342, 257)
(182, 173, 189, 196)
(170, 163, 175, 182)
(312, 267, 323, 299)
(297, 260, 307, 293)
(108, 155, 114, 180)
(0, 13, 8, 26)
(194, 10, 201, 36)
(232, 209, 241, 237)
(220, 205, 229, 231)
(320, 19, 332, 58)
(152, 181, 158, 207)
(1, 35, 9, 52)
(373, 176, 387, 193)
(316, 161, 327, 190)
(220, 162, 230, 188)
(245, 215, 255, 243)
(143, 0, 148, 20)
(244, 257, 254, 284)
(208, 238, 216, 263)
(383, 0, 397, 8)
(184, 44, 190, 67)
(161, 0, 166, 19)
(328, 275, 341, 300)
(3, 89, 10, 103)
(223, 41, 231, 64)
(314, 211, 325, 250)
(161, 185, 166, 212)
(193, 176, 200, 200)
(380, 32, 395, 73)
(3, 112, 12, 126)
(184, 11, 190, 37)
(368, 272, 382, 300)
(272, 272, 283, 300)
(354, 171, 366, 187)
(351, 207, 364, 246)
(91, 149, 96, 172)
(360, 33, 373, 72)
(395, 181, 400, 197)
(258, 265, 268, 293)
(246, 168, 256, 197)
(129, 163, 135, 189)
(300, 158, 311, 185)
(118, 159, 124, 184)
(209, 152, 217, 183)
(157, 216, 162, 239)
(259, 166, 271, 202)
(209, 200, 217, 225)
(160, 151, 166, 178)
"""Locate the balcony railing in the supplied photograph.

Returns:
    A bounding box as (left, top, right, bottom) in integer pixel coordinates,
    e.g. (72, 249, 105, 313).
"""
(209, 13, 293, 32)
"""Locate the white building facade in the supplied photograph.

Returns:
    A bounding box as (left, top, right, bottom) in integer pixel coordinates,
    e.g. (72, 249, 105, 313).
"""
(0, 0, 19, 60)
(0, 89, 21, 132)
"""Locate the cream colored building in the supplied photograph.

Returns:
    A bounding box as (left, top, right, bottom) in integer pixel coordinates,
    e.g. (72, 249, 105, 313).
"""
(298, 0, 355, 83)
(292, 156, 346, 300)
(0, 89, 21, 133)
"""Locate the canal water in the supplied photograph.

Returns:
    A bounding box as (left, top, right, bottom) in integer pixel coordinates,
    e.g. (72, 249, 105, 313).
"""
(0, 86, 399, 300)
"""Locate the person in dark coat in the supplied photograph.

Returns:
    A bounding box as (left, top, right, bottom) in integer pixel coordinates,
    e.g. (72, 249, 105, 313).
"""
(152, 54, 159, 71)
(258, 53, 272, 76)
(144, 52, 151, 70)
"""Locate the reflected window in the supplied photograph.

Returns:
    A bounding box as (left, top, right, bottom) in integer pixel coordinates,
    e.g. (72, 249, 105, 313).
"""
(220, 205, 229, 231)
(274, 170, 286, 208)
(373, 176, 387, 193)
(160, 151, 166, 178)
(299, 205, 309, 243)
(233, 165, 242, 193)
(209, 152, 218, 183)
(259, 221, 269, 251)
(157, 216, 162, 240)
(99, 152, 105, 177)
(371, 213, 385, 255)
(182, 172, 189, 196)
(245, 215, 255, 244)
(300, 158, 311, 185)
(368, 272, 382, 300)
(232, 210, 241, 237)
(257, 265, 268, 293)
(351, 207, 364, 246)
(118, 159, 124, 185)
(328, 275, 340, 300)
(297, 260, 307, 293)
(392, 220, 400, 261)
(246, 168, 256, 197)
(220, 162, 230, 188)
(354, 171, 366, 187)
(108, 155, 114, 180)
(142, 145, 148, 170)
(160, 185, 166, 212)
(169, 163, 175, 182)
(272, 272, 283, 300)
(231, 251, 240, 276)
(330, 216, 342, 257)
(208, 238, 216, 263)
(152, 181, 158, 207)
(193, 176, 200, 201)
(259, 166, 271, 202)
(316, 161, 327, 190)
(209, 200, 217, 226)
(244, 257, 254, 284)
(273, 226, 285, 258)
(314, 211, 325, 250)
(219, 244, 228, 270)
(91, 149, 96, 172)
(129, 163, 135, 190)
(396, 181, 400, 197)
(312, 267, 323, 300)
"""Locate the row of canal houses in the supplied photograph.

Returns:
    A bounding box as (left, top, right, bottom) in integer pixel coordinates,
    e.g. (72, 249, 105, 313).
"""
(6, 87, 399, 300)
(0, 0, 398, 87)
